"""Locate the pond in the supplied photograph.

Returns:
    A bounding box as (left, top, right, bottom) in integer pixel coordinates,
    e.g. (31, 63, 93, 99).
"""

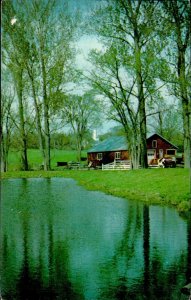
(0, 178, 191, 300)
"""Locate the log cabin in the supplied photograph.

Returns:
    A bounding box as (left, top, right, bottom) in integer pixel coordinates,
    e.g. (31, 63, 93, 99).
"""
(87, 133, 178, 168)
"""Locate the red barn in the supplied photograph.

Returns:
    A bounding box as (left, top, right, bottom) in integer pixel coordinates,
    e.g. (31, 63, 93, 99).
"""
(87, 136, 130, 168)
(146, 133, 178, 165)
(87, 133, 178, 168)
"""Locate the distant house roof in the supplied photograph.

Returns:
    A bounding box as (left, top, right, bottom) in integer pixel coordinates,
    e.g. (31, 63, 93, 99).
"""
(147, 133, 178, 149)
(87, 136, 128, 153)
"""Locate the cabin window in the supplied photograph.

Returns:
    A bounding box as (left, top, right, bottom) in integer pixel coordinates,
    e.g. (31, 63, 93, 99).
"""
(97, 153, 103, 160)
(152, 140, 157, 148)
(166, 149, 176, 156)
(115, 152, 121, 159)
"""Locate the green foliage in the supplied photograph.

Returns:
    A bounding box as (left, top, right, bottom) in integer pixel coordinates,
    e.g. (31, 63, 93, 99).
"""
(2, 0, 78, 171)
(99, 126, 125, 141)
(59, 90, 102, 160)
(150, 106, 184, 149)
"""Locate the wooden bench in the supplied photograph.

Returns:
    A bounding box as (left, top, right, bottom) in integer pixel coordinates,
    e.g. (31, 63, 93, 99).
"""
(81, 157, 87, 161)
(68, 162, 81, 169)
(57, 162, 68, 167)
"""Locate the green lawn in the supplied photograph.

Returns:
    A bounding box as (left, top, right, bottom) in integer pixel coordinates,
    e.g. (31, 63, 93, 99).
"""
(1, 168, 190, 213)
(7, 149, 87, 170)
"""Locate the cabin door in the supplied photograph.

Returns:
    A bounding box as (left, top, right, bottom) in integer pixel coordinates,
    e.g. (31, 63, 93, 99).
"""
(147, 149, 155, 164)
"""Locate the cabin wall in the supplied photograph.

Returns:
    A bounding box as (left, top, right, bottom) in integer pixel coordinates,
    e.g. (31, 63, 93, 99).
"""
(147, 136, 176, 160)
(87, 150, 129, 167)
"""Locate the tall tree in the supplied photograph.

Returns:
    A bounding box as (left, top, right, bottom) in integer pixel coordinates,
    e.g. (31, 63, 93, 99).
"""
(25, 54, 46, 167)
(88, 0, 164, 168)
(89, 46, 141, 169)
(22, 0, 76, 170)
(161, 0, 191, 168)
(1, 88, 14, 172)
(2, 0, 76, 170)
(2, 3, 29, 170)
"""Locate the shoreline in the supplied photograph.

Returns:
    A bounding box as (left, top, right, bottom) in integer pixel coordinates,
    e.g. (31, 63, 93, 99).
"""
(1, 169, 191, 213)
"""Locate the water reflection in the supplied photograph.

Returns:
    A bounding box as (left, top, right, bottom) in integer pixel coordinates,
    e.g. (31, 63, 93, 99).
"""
(0, 178, 190, 299)
(186, 214, 191, 282)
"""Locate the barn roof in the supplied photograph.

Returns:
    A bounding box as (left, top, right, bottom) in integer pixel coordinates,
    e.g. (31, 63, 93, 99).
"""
(88, 133, 178, 153)
(87, 136, 128, 153)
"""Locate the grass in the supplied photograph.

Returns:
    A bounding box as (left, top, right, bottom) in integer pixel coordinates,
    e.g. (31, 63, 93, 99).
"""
(7, 149, 87, 171)
(1, 168, 190, 213)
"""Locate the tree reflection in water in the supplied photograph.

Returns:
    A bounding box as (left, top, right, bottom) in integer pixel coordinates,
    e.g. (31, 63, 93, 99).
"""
(186, 213, 191, 282)
(1, 179, 84, 300)
(96, 205, 188, 300)
(0, 178, 190, 300)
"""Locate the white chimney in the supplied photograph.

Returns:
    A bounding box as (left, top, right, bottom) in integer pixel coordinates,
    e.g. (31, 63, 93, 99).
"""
(92, 129, 98, 141)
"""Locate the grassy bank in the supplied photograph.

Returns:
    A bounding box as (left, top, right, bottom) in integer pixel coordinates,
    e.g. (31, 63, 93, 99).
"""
(1, 168, 190, 212)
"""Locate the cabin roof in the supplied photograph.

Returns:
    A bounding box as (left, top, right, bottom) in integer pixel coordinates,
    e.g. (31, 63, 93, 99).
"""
(87, 133, 178, 153)
(87, 136, 128, 153)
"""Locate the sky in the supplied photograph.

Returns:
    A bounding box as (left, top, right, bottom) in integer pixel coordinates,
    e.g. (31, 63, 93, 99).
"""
(68, 0, 104, 13)
(75, 35, 117, 135)
(75, 35, 103, 70)
(67, 0, 117, 135)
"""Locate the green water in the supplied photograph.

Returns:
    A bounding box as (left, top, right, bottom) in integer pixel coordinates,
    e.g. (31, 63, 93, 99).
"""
(0, 178, 190, 299)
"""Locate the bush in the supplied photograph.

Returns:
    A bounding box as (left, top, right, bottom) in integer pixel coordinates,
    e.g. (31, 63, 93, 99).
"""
(178, 201, 191, 212)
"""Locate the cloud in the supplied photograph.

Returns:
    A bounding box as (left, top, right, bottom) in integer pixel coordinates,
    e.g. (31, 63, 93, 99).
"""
(75, 35, 103, 70)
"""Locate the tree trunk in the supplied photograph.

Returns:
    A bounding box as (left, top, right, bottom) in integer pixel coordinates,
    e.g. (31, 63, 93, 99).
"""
(169, 0, 191, 169)
(158, 112, 163, 136)
(128, 130, 140, 169)
(76, 134, 82, 162)
(139, 103, 148, 169)
(1, 93, 13, 172)
(1, 116, 10, 172)
(178, 49, 191, 169)
(17, 69, 29, 171)
(134, 35, 148, 169)
(3, 113, 11, 172)
(182, 100, 191, 169)
(40, 42, 51, 171)
(28, 68, 46, 167)
(43, 99, 51, 171)
(1, 133, 7, 172)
